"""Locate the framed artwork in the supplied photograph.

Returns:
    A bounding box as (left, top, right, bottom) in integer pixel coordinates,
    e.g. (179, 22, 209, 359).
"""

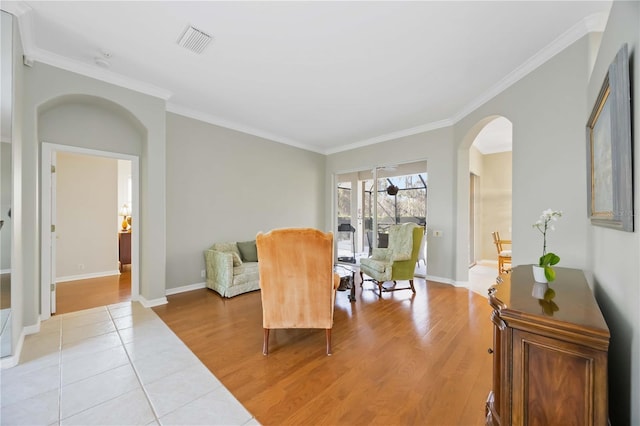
(586, 44, 633, 232)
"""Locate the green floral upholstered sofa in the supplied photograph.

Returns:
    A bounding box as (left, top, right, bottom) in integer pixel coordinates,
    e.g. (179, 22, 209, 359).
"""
(204, 240, 260, 297)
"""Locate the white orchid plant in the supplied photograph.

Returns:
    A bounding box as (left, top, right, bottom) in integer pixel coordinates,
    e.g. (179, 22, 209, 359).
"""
(533, 209, 562, 281)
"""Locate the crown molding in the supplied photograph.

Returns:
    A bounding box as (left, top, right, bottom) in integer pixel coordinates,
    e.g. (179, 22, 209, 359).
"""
(0, 1, 32, 17)
(330, 11, 610, 153)
(6, 3, 611, 153)
(325, 119, 454, 155)
(28, 47, 173, 100)
(451, 11, 610, 124)
(166, 103, 324, 154)
(11, 4, 172, 100)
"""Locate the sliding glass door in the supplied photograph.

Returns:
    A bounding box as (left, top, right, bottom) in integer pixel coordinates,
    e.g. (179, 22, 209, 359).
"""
(336, 161, 427, 271)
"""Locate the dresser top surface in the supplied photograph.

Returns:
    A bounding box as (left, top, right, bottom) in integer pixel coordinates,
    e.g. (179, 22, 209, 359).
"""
(491, 266, 609, 337)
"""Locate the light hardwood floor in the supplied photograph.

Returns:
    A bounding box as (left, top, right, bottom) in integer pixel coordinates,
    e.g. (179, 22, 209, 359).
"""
(54, 270, 131, 315)
(154, 275, 494, 425)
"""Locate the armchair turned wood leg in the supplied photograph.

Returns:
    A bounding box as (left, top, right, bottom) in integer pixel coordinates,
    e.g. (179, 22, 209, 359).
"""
(409, 279, 416, 293)
(326, 329, 332, 356)
(377, 281, 383, 297)
(263, 329, 270, 355)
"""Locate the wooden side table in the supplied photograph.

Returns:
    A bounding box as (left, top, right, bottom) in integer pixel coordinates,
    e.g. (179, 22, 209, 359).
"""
(119, 231, 131, 271)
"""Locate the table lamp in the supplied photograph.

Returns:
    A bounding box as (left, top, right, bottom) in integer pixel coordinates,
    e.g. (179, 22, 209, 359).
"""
(120, 204, 131, 231)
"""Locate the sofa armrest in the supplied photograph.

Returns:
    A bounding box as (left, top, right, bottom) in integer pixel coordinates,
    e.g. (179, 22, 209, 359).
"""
(204, 249, 234, 288)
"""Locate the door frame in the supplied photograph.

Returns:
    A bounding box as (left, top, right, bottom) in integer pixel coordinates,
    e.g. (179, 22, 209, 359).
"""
(40, 142, 140, 320)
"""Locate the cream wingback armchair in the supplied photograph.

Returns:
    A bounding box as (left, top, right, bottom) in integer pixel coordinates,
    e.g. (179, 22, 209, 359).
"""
(359, 223, 423, 297)
(256, 228, 340, 356)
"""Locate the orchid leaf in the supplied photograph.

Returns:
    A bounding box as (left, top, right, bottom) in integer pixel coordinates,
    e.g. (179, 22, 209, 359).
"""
(544, 265, 556, 282)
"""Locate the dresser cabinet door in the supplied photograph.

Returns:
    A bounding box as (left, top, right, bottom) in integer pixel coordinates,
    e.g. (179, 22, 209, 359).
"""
(510, 329, 608, 426)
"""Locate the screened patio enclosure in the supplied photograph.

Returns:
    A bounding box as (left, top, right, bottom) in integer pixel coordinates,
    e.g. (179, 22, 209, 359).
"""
(336, 160, 427, 275)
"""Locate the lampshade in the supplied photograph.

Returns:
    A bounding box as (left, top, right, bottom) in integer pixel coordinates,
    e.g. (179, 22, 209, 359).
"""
(120, 204, 131, 217)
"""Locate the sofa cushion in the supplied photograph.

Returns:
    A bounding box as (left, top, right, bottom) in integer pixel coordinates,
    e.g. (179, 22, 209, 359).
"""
(232, 262, 259, 285)
(231, 251, 243, 267)
(211, 242, 241, 258)
(237, 240, 258, 262)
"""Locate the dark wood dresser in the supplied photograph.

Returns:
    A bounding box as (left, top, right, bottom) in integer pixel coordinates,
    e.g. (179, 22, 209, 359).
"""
(486, 266, 610, 426)
(118, 231, 131, 271)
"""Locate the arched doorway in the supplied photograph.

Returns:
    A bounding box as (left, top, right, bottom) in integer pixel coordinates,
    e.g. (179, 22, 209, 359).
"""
(39, 95, 144, 319)
(455, 116, 512, 291)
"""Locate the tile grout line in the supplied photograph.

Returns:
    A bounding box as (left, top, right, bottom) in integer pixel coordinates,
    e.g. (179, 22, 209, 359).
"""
(108, 303, 162, 425)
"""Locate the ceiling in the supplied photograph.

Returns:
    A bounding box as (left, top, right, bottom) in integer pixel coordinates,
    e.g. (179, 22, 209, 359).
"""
(3, 1, 611, 154)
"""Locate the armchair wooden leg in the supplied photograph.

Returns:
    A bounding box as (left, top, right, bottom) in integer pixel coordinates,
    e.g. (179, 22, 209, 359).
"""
(409, 279, 416, 293)
(263, 328, 270, 355)
(325, 329, 332, 356)
(377, 281, 383, 297)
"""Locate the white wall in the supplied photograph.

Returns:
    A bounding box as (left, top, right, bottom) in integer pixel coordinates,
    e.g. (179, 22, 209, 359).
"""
(586, 2, 640, 424)
(165, 112, 326, 290)
(55, 152, 118, 280)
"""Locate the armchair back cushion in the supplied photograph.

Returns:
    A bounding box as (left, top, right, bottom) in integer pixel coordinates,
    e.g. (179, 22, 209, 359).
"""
(257, 228, 339, 330)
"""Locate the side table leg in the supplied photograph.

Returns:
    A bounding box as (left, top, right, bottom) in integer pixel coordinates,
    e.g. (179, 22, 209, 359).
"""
(348, 271, 356, 302)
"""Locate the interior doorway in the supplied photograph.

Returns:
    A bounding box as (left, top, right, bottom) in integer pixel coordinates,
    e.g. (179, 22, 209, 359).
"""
(41, 143, 139, 319)
(469, 117, 512, 271)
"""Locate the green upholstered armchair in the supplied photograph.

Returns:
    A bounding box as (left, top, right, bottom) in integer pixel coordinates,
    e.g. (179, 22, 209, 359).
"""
(359, 223, 424, 297)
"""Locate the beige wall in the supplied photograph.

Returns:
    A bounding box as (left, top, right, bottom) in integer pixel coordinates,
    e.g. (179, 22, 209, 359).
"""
(55, 152, 118, 280)
(480, 151, 512, 261)
(165, 112, 326, 290)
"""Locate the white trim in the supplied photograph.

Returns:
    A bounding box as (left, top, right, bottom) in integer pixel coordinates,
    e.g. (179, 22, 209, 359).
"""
(166, 103, 321, 154)
(0, 329, 23, 369)
(8, 5, 609, 156)
(24, 322, 40, 335)
(41, 143, 140, 320)
(56, 270, 121, 283)
(326, 119, 454, 155)
(138, 296, 168, 308)
(0, 269, 10, 274)
(425, 275, 457, 287)
(165, 282, 206, 296)
(451, 12, 610, 124)
(29, 47, 172, 100)
(8, 7, 172, 101)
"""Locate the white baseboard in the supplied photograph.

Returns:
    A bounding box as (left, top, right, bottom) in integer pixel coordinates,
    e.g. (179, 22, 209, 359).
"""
(424, 275, 458, 286)
(56, 270, 121, 283)
(139, 295, 168, 308)
(0, 269, 10, 274)
(1, 326, 26, 369)
(165, 282, 206, 296)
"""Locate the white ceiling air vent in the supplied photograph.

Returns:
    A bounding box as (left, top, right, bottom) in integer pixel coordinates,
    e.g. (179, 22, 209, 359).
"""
(177, 25, 212, 54)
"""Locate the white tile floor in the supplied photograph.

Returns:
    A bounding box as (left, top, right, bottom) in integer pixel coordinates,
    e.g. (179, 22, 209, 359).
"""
(0, 302, 260, 426)
(468, 263, 502, 297)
